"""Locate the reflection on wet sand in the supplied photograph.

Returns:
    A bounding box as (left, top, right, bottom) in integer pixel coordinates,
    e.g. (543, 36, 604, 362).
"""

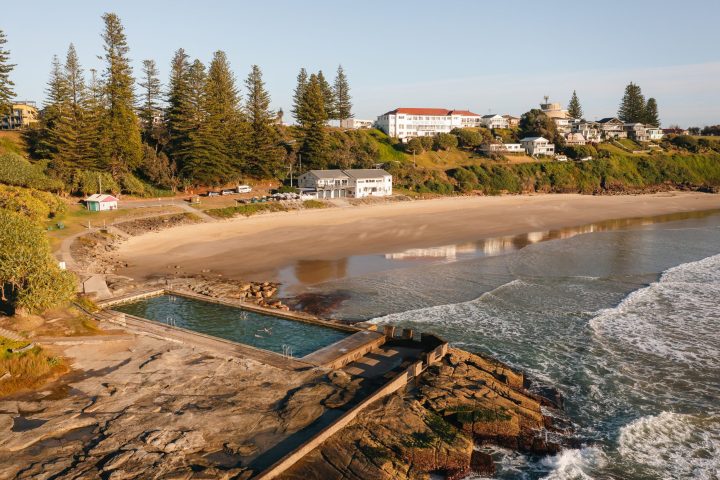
(279, 209, 720, 293)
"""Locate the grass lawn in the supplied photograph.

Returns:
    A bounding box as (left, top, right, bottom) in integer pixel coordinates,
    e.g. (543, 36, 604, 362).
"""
(0, 131, 25, 156)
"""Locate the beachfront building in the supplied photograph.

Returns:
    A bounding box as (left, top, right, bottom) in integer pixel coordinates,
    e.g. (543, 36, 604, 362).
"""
(624, 123, 649, 142)
(375, 108, 482, 141)
(298, 169, 392, 199)
(564, 132, 587, 145)
(598, 117, 628, 139)
(573, 121, 602, 143)
(84, 194, 119, 212)
(1, 101, 39, 130)
(647, 127, 664, 141)
(480, 114, 509, 130)
(481, 143, 524, 154)
(520, 136, 555, 156)
(340, 118, 374, 129)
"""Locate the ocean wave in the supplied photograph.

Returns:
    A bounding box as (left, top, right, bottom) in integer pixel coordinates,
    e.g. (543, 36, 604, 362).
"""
(618, 411, 720, 479)
(539, 446, 607, 480)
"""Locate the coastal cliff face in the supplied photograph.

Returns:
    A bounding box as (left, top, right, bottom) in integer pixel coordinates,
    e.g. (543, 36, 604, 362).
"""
(280, 348, 567, 480)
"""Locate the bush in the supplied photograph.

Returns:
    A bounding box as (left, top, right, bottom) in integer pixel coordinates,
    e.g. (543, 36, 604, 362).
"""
(0, 153, 64, 192)
(275, 185, 299, 194)
(405, 137, 425, 154)
(564, 145, 598, 160)
(302, 199, 329, 209)
(69, 170, 120, 196)
(0, 185, 66, 223)
(433, 133, 458, 151)
(206, 202, 289, 218)
(448, 167, 479, 193)
(452, 128, 483, 149)
(0, 210, 76, 314)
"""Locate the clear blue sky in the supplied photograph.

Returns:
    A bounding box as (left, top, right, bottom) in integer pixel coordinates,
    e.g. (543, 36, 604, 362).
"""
(3, 0, 720, 126)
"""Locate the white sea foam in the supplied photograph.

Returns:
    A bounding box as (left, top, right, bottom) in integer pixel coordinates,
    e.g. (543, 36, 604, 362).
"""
(618, 411, 720, 479)
(539, 446, 607, 480)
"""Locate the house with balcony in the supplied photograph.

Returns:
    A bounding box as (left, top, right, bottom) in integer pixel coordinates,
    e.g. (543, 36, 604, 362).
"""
(624, 123, 650, 142)
(565, 133, 587, 146)
(503, 115, 520, 128)
(1, 101, 39, 130)
(298, 169, 392, 199)
(647, 127, 664, 141)
(520, 137, 555, 156)
(298, 170, 351, 199)
(480, 114, 509, 130)
(573, 121, 602, 143)
(598, 117, 627, 139)
(375, 108, 482, 141)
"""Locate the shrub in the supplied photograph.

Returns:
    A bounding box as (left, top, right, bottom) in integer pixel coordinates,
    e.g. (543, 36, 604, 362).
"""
(302, 199, 329, 209)
(564, 145, 598, 160)
(0, 153, 64, 191)
(206, 202, 289, 218)
(69, 170, 120, 196)
(405, 137, 425, 154)
(448, 167, 479, 193)
(0, 185, 66, 222)
(433, 133, 458, 151)
(452, 128, 483, 149)
(0, 210, 76, 314)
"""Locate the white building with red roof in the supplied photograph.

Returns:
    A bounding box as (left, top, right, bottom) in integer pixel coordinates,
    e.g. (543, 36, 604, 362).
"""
(84, 194, 119, 212)
(375, 108, 482, 141)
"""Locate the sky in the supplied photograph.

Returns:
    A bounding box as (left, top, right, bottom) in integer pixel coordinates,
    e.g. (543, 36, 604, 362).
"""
(3, 0, 720, 127)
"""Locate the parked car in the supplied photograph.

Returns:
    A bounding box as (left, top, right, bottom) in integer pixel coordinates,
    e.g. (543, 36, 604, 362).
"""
(237, 185, 252, 194)
(206, 191, 220, 197)
(221, 189, 237, 195)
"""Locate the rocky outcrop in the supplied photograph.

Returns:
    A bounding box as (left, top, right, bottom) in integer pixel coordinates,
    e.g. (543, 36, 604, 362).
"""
(169, 277, 289, 310)
(279, 348, 571, 480)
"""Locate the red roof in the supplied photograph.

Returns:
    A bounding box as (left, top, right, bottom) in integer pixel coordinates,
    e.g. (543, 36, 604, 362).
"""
(384, 108, 480, 117)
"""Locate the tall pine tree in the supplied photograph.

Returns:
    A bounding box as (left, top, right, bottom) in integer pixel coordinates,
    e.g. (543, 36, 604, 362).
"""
(567, 90, 582, 119)
(0, 29, 16, 117)
(299, 74, 329, 170)
(644, 97, 660, 127)
(291, 68, 308, 124)
(165, 48, 193, 168)
(245, 64, 283, 178)
(98, 12, 143, 178)
(36, 55, 68, 162)
(317, 70, 335, 121)
(138, 59, 163, 147)
(618, 82, 646, 123)
(333, 65, 352, 122)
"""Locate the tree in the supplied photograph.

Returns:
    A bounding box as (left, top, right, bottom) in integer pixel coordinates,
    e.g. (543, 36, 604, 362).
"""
(433, 133, 458, 151)
(245, 65, 284, 178)
(0, 29, 15, 117)
(519, 109, 559, 143)
(333, 65, 352, 121)
(165, 48, 193, 167)
(97, 13, 143, 178)
(138, 59, 164, 147)
(317, 70, 335, 121)
(644, 97, 660, 127)
(452, 128, 483, 149)
(36, 55, 69, 162)
(406, 137, 424, 154)
(0, 209, 75, 315)
(567, 90, 582, 119)
(291, 68, 308, 124)
(618, 82, 646, 123)
(299, 74, 329, 169)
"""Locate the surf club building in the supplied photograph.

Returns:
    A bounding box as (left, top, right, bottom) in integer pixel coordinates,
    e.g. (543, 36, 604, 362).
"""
(298, 169, 393, 199)
(375, 108, 482, 141)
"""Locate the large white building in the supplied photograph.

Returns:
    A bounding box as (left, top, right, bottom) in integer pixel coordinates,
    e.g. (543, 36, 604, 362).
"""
(298, 169, 392, 199)
(375, 108, 482, 140)
(480, 114, 509, 129)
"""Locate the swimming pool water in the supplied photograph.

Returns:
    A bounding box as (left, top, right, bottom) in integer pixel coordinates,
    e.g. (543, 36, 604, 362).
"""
(112, 295, 350, 358)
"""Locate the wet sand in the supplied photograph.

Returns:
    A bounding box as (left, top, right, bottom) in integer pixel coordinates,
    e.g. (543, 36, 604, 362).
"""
(116, 193, 720, 284)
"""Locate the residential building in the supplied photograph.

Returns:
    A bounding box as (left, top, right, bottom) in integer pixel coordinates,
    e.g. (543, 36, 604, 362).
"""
(624, 123, 649, 142)
(565, 132, 587, 145)
(84, 194, 119, 212)
(647, 127, 664, 141)
(662, 127, 689, 136)
(479, 114, 509, 130)
(298, 169, 392, 199)
(520, 136, 555, 156)
(573, 121, 602, 143)
(340, 118, 374, 129)
(540, 98, 570, 119)
(375, 108, 482, 140)
(481, 143, 524, 154)
(503, 115, 520, 128)
(554, 117, 573, 134)
(1, 101, 39, 130)
(598, 117, 627, 139)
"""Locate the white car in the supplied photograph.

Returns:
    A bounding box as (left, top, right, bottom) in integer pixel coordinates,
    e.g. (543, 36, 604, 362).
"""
(237, 185, 252, 194)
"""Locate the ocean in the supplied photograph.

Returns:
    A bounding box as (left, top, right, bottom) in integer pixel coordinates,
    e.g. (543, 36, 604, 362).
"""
(286, 210, 720, 479)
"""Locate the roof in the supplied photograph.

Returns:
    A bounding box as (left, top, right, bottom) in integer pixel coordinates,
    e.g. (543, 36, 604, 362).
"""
(598, 117, 622, 124)
(519, 136, 548, 142)
(481, 114, 502, 119)
(383, 108, 480, 117)
(84, 194, 118, 203)
(343, 169, 391, 179)
(304, 170, 348, 179)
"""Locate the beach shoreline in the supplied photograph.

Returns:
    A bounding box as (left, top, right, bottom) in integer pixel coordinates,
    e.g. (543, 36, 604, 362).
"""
(115, 192, 720, 284)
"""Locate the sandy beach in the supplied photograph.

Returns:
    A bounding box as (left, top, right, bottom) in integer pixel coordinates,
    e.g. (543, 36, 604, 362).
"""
(116, 192, 720, 283)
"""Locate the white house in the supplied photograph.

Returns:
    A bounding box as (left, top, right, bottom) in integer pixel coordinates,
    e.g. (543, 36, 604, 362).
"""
(624, 123, 649, 142)
(340, 118, 374, 129)
(481, 143, 524, 154)
(298, 169, 392, 199)
(573, 121, 602, 143)
(375, 108, 482, 140)
(598, 117, 628, 139)
(84, 194, 119, 212)
(520, 137, 555, 156)
(647, 127, 664, 141)
(480, 114, 509, 130)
